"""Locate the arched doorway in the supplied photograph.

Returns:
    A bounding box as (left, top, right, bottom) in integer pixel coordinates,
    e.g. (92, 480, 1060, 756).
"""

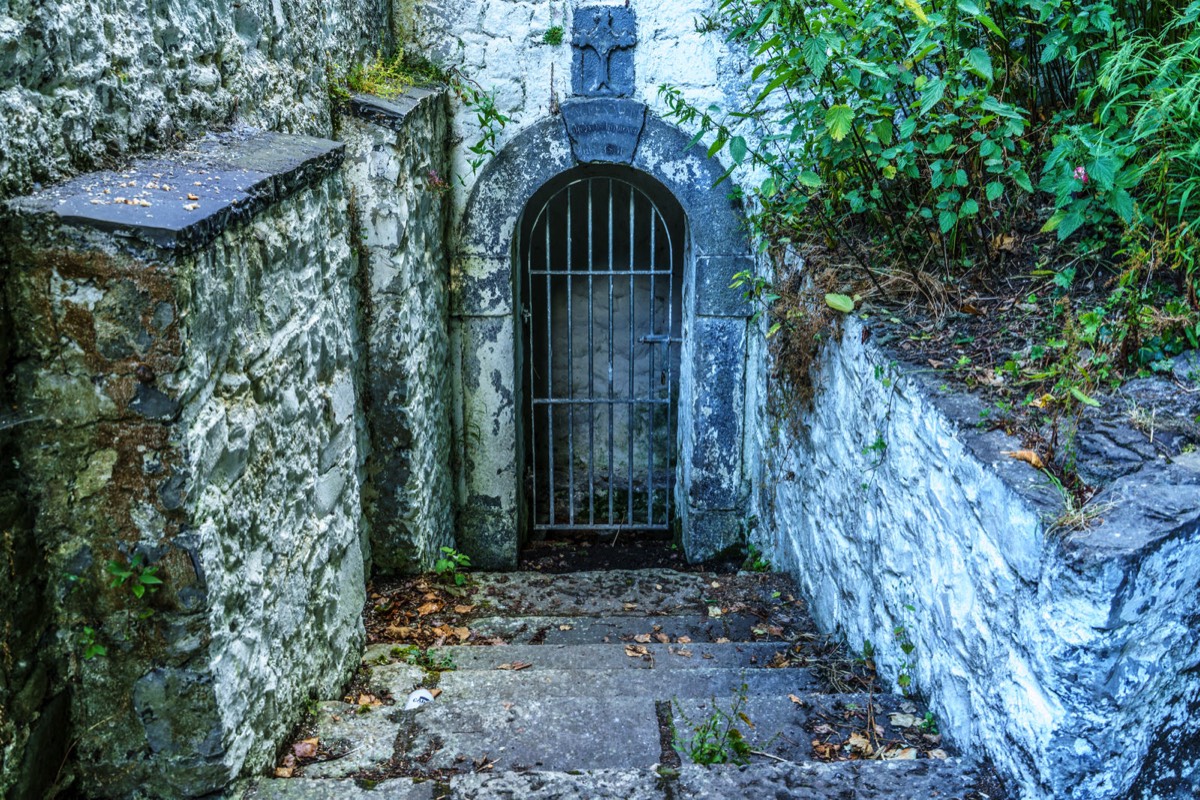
(452, 101, 753, 568)
(517, 167, 686, 537)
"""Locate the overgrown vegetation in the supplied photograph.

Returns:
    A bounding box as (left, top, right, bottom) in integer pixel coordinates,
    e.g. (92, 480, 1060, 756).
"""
(664, 0, 1200, 500)
(674, 684, 754, 765)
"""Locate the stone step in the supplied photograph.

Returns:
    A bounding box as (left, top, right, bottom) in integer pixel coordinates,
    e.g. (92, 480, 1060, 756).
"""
(300, 692, 923, 779)
(366, 640, 797, 672)
(462, 569, 790, 618)
(247, 759, 977, 799)
(379, 663, 822, 702)
(464, 612, 780, 645)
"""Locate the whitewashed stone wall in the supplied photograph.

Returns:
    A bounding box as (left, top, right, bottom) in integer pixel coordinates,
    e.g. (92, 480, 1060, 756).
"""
(341, 90, 457, 572)
(754, 317, 1200, 800)
(0, 0, 387, 197)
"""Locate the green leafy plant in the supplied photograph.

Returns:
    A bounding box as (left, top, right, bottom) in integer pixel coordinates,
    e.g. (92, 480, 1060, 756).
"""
(893, 607, 917, 696)
(450, 73, 511, 176)
(675, 684, 754, 765)
(79, 626, 106, 660)
(543, 25, 565, 45)
(919, 711, 939, 734)
(434, 546, 471, 587)
(106, 553, 163, 601)
(743, 543, 771, 573)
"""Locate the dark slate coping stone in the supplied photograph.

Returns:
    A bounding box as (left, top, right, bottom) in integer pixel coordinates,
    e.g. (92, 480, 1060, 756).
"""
(3, 126, 344, 255)
(349, 88, 444, 131)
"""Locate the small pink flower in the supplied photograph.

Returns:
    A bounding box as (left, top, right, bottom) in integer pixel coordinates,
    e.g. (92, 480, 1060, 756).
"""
(1073, 165, 1089, 185)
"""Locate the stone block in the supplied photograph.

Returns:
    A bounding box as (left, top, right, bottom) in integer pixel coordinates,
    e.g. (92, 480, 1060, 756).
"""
(561, 99, 646, 164)
(695, 255, 754, 317)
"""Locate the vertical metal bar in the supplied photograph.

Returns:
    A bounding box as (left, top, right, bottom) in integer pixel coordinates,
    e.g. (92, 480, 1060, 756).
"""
(607, 180, 615, 526)
(587, 179, 595, 525)
(647, 205, 657, 525)
(566, 184, 575, 525)
(525, 218, 534, 527)
(664, 214, 677, 527)
(627, 182, 636, 525)
(545, 207, 554, 527)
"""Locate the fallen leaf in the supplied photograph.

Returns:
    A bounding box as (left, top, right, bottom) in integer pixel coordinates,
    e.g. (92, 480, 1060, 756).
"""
(1003, 449, 1045, 469)
(454, 605, 475, 614)
(417, 602, 441, 616)
(558, 624, 573, 631)
(187, 193, 199, 201)
(622, 602, 638, 611)
(384, 625, 412, 639)
(714, 637, 731, 644)
(429, 688, 442, 698)
(812, 741, 839, 760)
(710, 581, 721, 588)
(676, 635, 692, 644)
(273, 767, 294, 778)
(633, 633, 652, 644)
(708, 607, 723, 618)
(453, 626, 471, 641)
(847, 732, 874, 757)
(292, 738, 319, 759)
(881, 746, 918, 760)
(654, 632, 670, 644)
(624, 645, 649, 657)
(183, 203, 199, 211)
(889, 713, 920, 728)
(812, 723, 835, 736)
(767, 625, 784, 636)
(673, 648, 693, 657)
(929, 748, 949, 759)
(496, 661, 533, 671)
(788, 694, 805, 706)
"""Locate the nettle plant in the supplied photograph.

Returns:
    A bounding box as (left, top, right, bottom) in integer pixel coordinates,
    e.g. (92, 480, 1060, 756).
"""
(661, 0, 1034, 284)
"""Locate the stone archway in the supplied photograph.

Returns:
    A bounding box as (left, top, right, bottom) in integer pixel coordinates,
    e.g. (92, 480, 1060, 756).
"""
(451, 99, 753, 568)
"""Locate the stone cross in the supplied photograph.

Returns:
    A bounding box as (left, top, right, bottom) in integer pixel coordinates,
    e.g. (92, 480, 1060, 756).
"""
(572, 6, 637, 98)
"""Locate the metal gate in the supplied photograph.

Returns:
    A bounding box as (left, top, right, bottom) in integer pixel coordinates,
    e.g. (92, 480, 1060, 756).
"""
(520, 175, 683, 534)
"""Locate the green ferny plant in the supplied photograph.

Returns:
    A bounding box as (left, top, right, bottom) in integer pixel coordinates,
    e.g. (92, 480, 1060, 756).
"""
(675, 683, 754, 765)
(435, 546, 472, 587)
(106, 553, 163, 601)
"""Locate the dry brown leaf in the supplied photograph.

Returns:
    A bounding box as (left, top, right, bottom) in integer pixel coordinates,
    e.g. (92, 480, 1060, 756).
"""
(384, 625, 412, 639)
(676, 635, 692, 644)
(881, 746, 918, 760)
(788, 694, 804, 706)
(812, 723, 835, 736)
(454, 605, 475, 614)
(453, 626, 471, 641)
(429, 688, 443, 698)
(417, 602, 441, 616)
(929, 748, 949, 759)
(622, 602, 638, 611)
(624, 645, 649, 657)
(889, 713, 920, 728)
(847, 732, 873, 757)
(1003, 449, 1045, 469)
(653, 632, 671, 644)
(558, 624, 573, 631)
(187, 193, 199, 201)
(714, 637, 731, 644)
(273, 767, 294, 778)
(673, 648, 693, 657)
(496, 661, 533, 671)
(633, 633, 652, 644)
(292, 738, 318, 759)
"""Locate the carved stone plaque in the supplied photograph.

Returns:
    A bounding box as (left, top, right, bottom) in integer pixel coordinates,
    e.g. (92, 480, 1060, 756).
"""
(561, 99, 646, 164)
(571, 6, 637, 98)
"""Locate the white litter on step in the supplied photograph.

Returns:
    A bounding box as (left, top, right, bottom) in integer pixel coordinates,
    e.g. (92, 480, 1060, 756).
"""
(404, 689, 435, 710)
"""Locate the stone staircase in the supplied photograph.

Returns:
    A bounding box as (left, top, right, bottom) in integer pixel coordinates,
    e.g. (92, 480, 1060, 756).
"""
(239, 568, 986, 799)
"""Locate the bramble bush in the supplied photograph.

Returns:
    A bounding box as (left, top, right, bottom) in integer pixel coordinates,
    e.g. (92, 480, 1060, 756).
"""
(663, 0, 1198, 381)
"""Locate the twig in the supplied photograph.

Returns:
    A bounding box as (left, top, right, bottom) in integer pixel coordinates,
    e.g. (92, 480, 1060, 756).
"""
(749, 749, 793, 764)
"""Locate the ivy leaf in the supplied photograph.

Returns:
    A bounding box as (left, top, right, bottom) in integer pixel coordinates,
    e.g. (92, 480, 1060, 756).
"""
(729, 136, 748, 165)
(798, 171, 823, 188)
(939, 210, 958, 233)
(825, 293, 855, 313)
(966, 48, 993, 82)
(825, 104, 855, 142)
(918, 78, 946, 115)
(802, 36, 830, 77)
